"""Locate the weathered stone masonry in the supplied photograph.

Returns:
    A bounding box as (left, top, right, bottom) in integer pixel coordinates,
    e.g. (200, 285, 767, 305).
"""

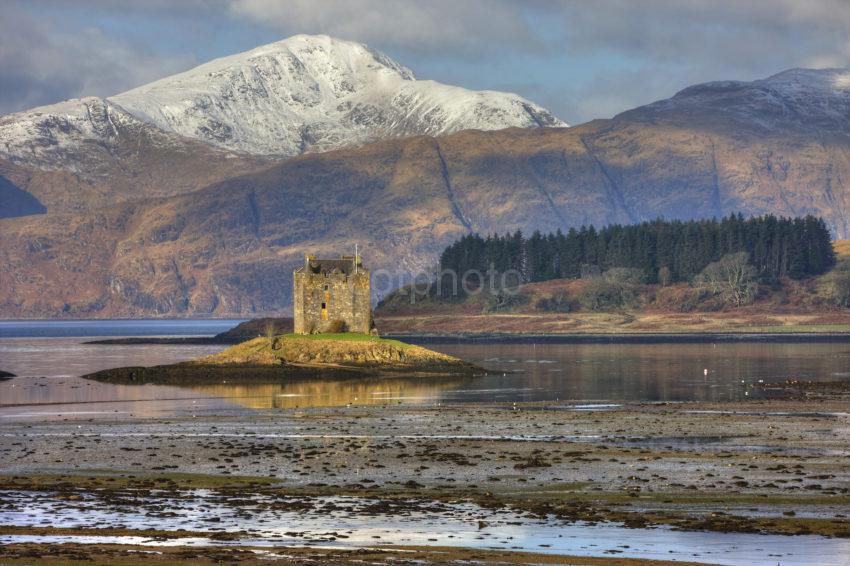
(293, 255, 371, 334)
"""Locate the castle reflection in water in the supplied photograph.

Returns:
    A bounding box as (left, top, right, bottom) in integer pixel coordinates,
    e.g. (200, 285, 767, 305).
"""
(187, 376, 470, 410)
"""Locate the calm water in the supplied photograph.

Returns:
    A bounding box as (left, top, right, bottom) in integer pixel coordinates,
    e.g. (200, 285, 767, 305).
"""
(0, 319, 244, 338)
(2, 320, 850, 420)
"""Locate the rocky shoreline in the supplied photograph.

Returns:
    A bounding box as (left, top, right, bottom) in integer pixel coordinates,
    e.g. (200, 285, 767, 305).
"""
(3, 345, 849, 564)
(2, 396, 848, 533)
(82, 362, 367, 385)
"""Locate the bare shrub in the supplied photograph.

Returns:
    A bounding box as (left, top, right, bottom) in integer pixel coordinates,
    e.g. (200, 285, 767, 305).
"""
(535, 292, 573, 312)
(695, 252, 757, 307)
(327, 319, 348, 333)
(580, 264, 602, 279)
(826, 269, 850, 308)
(579, 279, 634, 311)
(485, 290, 527, 313)
(263, 320, 277, 343)
(604, 267, 647, 285)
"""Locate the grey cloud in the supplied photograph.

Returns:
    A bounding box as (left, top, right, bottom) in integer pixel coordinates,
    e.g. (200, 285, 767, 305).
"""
(20, 0, 229, 16)
(227, 0, 542, 56)
(0, 5, 196, 115)
(4, 0, 850, 123)
(224, 0, 850, 66)
(546, 0, 850, 121)
(223, 0, 850, 123)
(554, 0, 850, 67)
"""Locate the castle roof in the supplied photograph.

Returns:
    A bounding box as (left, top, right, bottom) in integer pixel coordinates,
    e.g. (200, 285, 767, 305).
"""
(295, 256, 363, 276)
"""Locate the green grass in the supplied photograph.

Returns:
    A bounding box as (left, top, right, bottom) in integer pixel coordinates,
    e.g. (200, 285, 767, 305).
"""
(280, 333, 414, 349)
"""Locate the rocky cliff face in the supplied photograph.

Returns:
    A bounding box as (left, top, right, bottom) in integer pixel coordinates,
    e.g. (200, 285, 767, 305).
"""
(3, 67, 850, 317)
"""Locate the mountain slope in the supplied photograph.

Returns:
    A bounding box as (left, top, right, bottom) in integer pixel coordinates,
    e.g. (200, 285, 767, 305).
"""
(4, 68, 850, 316)
(110, 35, 566, 156)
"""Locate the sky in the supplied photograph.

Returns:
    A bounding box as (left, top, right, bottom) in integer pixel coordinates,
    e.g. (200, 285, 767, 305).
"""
(3, 0, 850, 124)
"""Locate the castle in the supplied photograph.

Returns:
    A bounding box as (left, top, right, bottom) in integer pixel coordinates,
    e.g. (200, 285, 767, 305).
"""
(293, 254, 372, 334)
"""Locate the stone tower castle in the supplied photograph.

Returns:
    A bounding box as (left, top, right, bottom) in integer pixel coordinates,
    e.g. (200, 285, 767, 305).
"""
(293, 254, 372, 334)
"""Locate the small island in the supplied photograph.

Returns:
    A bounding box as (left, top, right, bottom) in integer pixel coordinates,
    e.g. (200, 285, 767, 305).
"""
(0, 370, 14, 381)
(84, 333, 483, 384)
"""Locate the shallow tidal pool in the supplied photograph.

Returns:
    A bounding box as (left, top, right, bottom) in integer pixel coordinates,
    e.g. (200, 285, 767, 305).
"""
(1, 489, 848, 565)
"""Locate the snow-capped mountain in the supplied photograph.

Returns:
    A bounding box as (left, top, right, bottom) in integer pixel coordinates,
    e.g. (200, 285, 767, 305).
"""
(624, 67, 850, 131)
(109, 34, 566, 155)
(0, 34, 565, 212)
(0, 35, 565, 167)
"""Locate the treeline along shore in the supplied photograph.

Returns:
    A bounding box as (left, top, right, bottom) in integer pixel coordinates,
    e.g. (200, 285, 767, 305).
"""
(438, 214, 835, 288)
(376, 214, 850, 335)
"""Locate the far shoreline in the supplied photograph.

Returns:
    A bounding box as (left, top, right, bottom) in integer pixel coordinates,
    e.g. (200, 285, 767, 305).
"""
(2, 316, 850, 345)
(384, 332, 850, 344)
(84, 331, 850, 346)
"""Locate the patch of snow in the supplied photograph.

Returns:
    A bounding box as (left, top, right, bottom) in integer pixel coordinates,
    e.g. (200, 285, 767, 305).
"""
(0, 97, 136, 171)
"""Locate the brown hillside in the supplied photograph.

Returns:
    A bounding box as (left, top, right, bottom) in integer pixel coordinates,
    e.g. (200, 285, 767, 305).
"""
(5, 80, 850, 316)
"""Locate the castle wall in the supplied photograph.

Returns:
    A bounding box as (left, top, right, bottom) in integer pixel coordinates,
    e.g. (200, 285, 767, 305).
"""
(293, 271, 308, 334)
(293, 269, 371, 334)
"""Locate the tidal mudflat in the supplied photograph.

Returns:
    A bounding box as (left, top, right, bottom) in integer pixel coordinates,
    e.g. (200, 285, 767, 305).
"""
(1, 395, 849, 565)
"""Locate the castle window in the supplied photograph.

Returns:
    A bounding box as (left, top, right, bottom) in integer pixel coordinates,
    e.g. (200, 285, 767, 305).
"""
(321, 302, 326, 309)
(323, 285, 328, 291)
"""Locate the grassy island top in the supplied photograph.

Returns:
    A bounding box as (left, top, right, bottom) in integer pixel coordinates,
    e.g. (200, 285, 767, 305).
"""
(278, 333, 409, 344)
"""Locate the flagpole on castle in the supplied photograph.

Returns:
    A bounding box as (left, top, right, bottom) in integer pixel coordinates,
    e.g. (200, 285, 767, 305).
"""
(355, 243, 358, 274)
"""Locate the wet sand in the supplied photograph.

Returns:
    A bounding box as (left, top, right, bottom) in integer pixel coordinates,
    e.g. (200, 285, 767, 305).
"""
(1, 393, 849, 564)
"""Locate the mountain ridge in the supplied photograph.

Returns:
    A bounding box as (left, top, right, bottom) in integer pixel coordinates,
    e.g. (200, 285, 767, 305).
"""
(0, 34, 565, 170)
(3, 63, 850, 316)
